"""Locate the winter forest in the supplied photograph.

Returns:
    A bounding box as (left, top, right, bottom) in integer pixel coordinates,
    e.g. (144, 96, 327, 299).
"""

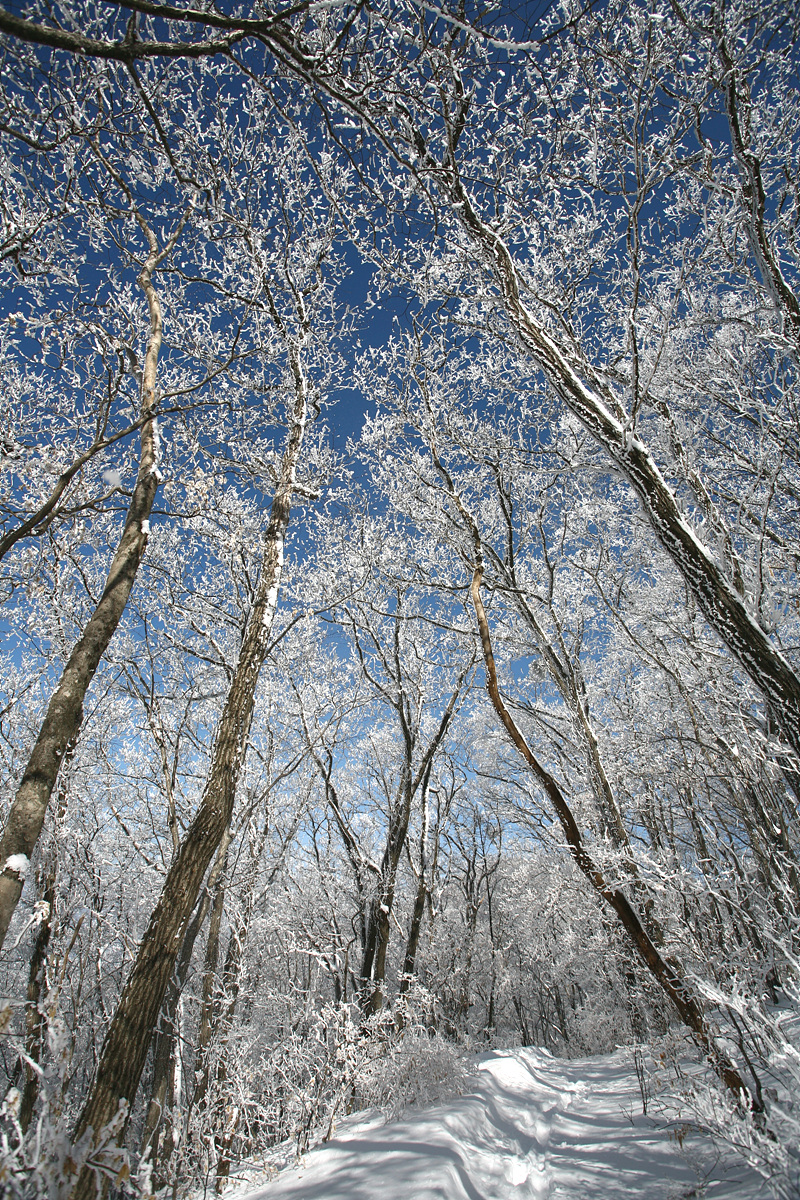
(0, 0, 799, 1195)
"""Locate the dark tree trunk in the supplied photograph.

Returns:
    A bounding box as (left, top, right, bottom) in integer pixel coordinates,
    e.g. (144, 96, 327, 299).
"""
(468, 557, 757, 1108)
(17, 870, 56, 1134)
(68, 328, 312, 1200)
(140, 832, 231, 1170)
(399, 874, 428, 996)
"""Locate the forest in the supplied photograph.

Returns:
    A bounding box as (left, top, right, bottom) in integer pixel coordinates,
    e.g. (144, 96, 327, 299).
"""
(0, 0, 798, 1194)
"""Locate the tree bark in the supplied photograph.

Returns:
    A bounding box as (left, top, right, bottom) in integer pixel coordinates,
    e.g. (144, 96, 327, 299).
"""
(399, 774, 441, 1000)
(360, 766, 413, 1017)
(399, 873, 428, 996)
(359, 670, 469, 1016)
(16, 871, 56, 1134)
(190, 869, 229, 1116)
(140, 830, 231, 1168)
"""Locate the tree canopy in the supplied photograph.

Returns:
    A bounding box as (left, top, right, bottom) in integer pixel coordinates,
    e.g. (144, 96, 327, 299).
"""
(0, 0, 799, 1195)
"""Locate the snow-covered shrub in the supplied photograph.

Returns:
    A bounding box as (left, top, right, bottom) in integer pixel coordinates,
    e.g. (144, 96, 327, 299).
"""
(180, 985, 475, 1194)
(355, 1025, 475, 1120)
(0, 996, 136, 1200)
(354, 986, 475, 1119)
(0, 996, 73, 1199)
(671, 976, 800, 1200)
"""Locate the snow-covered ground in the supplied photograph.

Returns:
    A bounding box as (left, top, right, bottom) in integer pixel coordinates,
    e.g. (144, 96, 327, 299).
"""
(225, 1047, 764, 1200)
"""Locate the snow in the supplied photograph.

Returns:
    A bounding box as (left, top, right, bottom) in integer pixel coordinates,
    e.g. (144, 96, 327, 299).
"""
(263, 532, 284, 628)
(226, 1048, 762, 1200)
(151, 415, 161, 466)
(2, 854, 29, 879)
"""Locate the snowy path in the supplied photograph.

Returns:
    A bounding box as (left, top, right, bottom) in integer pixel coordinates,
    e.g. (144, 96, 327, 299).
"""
(232, 1048, 762, 1200)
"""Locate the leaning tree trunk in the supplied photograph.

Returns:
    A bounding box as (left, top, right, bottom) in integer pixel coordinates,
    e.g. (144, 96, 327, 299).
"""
(422, 112, 800, 759)
(469, 554, 755, 1106)
(68, 325, 313, 1200)
(0, 207, 187, 952)
(429, 432, 755, 1105)
(140, 830, 232, 1171)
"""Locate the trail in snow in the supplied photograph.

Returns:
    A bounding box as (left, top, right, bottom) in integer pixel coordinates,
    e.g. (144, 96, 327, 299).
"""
(229, 1048, 763, 1200)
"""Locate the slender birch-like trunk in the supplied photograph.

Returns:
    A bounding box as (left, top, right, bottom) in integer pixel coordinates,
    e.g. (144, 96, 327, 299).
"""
(0, 205, 187, 952)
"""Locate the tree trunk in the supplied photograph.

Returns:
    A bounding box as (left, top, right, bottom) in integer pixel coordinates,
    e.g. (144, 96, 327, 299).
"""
(190, 872, 229, 1116)
(0, 211, 184, 951)
(468, 555, 756, 1107)
(16, 870, 56, 1134)
(440, 160, 800, 760)
(359, 677, 467, 1016)
(68, 326, 312, 1200)
(140, 830, 231, 1169)
(360, 785, 411, 1017)
(399, 874, 428, 996)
